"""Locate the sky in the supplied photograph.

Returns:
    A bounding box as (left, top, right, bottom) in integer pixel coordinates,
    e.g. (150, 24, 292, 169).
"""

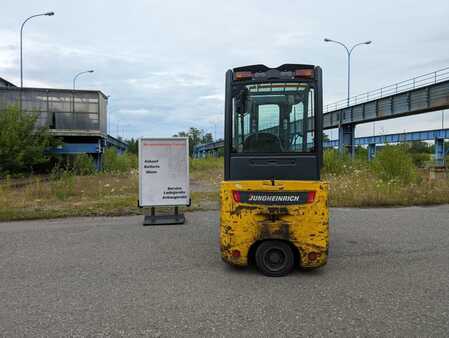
(1, 0, 449, 140)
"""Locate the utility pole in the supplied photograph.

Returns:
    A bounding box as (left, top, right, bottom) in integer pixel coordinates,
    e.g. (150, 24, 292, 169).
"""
(73, 70, 94, 90)
(20, 11, 55, 88)
(442, 110, 445, 130)
(324, 38, 372, 106)
(324, 38, 372, 154)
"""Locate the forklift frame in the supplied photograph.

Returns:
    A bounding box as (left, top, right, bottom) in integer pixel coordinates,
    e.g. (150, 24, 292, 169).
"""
(224, 64, 323, 182)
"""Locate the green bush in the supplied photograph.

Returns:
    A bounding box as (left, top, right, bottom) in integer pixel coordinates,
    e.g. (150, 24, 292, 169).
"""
(323, 149, 351, 175)
(0, 106, 57, 175)
(371, 145, 416, 183)
(409, 153, 431, 168)
(72, 154, 96, 175)
(103, 148, 137, 173)
(354, 146, 368, 162)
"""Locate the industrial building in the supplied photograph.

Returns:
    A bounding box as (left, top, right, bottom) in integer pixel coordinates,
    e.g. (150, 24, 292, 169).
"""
(0, 77, 127, 169)
(0, 77, 17, 88)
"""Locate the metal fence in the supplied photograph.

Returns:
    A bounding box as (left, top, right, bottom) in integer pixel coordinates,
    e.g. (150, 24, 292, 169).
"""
(324, 66, 449, 113)
(0, 87, 108, 133)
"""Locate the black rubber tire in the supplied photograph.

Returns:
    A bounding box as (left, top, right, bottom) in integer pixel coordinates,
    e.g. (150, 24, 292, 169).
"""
(255, 240, 295, 277)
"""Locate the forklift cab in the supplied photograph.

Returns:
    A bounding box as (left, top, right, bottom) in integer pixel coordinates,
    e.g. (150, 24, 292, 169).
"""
(220, 64, 329, 276)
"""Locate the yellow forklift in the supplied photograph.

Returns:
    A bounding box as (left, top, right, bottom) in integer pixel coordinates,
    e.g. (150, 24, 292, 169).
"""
(220, 64, 329, 276)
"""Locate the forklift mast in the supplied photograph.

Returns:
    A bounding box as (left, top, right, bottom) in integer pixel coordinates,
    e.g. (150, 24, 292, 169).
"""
(224, 64, 323, 181)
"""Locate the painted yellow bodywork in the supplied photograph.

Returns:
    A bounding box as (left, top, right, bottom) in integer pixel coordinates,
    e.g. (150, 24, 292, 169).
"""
(220, 180, 329, 268)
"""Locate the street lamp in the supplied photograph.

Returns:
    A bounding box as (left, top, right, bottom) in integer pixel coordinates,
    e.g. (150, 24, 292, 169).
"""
(324, 38, 372, 106)
(73, 70, 94, 89)
(20, 11, 55, 88)
(442, 110, 445, 130)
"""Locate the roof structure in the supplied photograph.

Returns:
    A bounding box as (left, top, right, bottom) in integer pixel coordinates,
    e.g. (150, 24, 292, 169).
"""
(0, 77, 17, 88)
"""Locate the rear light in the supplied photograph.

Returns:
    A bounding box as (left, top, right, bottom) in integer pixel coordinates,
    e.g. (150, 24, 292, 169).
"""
(308, 252, 320, 261)
(295, 69, 314, 78)
(232, 191, 241, 202)
(231, 250, 241, 258)
(306, 191, 316, 203)
(234, 71, 253, 80)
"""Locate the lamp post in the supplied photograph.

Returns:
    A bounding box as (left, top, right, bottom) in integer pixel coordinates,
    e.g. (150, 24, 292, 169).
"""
(324, 38, 372, 106)
(73, 70, 94, 90)
(442, 110, 445, 130)
(20, 11, 55, 88)
(324, 38, 372, 155)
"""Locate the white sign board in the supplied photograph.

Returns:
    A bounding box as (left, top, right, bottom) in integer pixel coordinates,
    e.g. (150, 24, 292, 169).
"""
(138, 137, 189, 207)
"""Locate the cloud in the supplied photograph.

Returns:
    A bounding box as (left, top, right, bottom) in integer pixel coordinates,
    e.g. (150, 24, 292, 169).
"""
(1, 0, 449, 140)
(0, 48, 17, 72)
(274, 32, 309, 48)
(126, 71, 210, 91)
(198, 94, 224, 102)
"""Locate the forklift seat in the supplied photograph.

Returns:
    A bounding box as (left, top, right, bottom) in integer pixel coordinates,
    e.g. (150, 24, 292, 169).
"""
(243, 132, 283, 153)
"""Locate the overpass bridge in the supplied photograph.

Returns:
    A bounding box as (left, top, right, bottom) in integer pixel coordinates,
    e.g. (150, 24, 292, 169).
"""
(325, 128, 449, 164)
(194, 66, 449, 163)
(194, 128, 449, 164)
(324, 66, 449, 153)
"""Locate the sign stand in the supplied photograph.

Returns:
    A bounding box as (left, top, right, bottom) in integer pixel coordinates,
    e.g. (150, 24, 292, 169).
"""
(138, 137, 190, 227)
(143, 206, 185, 226)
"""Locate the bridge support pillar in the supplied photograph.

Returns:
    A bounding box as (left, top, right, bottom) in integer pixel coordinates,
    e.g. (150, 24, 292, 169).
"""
(435, 138, 445, 166)
(368, 143, 376, 161)
(339, 124, 355, 157)
(94, 153, 102, 171)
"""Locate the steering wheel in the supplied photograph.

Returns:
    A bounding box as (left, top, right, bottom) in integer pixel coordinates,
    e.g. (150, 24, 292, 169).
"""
(242, 132, 283, 152)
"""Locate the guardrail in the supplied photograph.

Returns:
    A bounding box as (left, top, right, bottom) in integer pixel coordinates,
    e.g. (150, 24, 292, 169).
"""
(324, 66, 449, 113)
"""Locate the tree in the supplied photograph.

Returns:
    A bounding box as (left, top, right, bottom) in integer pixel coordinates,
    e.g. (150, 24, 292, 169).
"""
(125, 137, 138, 155)
(173, 127, 214, 155)
(0, 106, 56, 175)
(202, 132, 213, 144)
(407, 141, 431, 154)
(406, 141, 431, 167)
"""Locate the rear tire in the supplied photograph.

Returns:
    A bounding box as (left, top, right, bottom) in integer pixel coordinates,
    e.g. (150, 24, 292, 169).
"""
(255, 240, 295, 277)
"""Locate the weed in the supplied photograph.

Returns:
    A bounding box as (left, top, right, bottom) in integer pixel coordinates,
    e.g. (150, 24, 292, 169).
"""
(323, 149, 351, 175)
(371, 145, 417, 184)
(73, 154, 96, 175)
(51, 171, 76, 201)
(103, 149, 137, 173)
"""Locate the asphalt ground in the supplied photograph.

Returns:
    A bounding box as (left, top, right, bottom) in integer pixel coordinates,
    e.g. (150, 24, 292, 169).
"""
(1, 206, 448, 337)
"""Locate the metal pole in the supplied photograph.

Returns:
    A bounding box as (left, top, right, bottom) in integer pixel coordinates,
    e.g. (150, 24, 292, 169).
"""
(73, 70, 94, 90)
(20, 21, 24, 88)
(73, 75, 78, 90)
(324, 39, 371, 154)
(324, 38, 371, 107)
(347, 51, 351, 106)
(20, 12, 54, 88)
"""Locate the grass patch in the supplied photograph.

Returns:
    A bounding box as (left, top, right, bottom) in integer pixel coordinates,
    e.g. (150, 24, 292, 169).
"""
(0, 172, 140, 221)
(326, 171, 449, 207)
(1, 155, 449, 222)
(0, 163, 222, 221)
(189, 157, 223, 192)
(190, 157, 223, 180)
